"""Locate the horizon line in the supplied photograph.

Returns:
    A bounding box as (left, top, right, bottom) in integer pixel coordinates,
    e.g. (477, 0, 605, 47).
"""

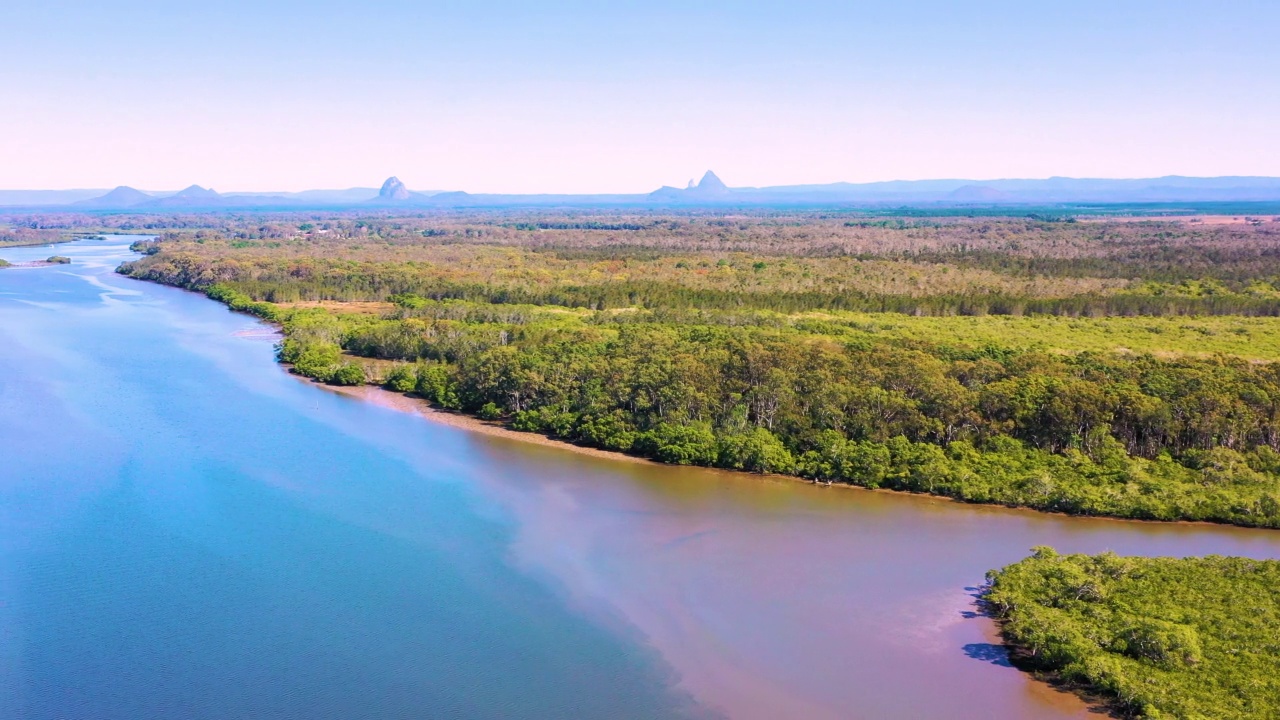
(8, 172, 1280, 196)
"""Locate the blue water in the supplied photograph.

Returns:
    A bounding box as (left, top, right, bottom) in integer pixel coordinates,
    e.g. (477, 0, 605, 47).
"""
(0, 239, 702, 720)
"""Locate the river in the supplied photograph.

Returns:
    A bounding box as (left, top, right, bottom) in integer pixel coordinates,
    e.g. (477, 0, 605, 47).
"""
(3, 237, 1278, 720)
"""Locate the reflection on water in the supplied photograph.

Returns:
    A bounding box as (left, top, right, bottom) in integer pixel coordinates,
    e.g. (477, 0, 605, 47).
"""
(3, 238, 1278, 719)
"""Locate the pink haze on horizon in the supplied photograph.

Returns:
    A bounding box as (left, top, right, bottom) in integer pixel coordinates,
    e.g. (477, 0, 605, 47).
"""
(3, 0, 1277, 193)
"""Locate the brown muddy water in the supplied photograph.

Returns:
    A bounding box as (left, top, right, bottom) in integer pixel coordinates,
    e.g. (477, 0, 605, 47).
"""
(457, 434, 1280, 719)
(338, 386, 1280, 720)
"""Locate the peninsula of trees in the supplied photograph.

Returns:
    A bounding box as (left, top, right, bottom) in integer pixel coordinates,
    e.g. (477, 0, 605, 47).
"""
(985, 548, 1280, 719)
(101, 207, 1280, 527)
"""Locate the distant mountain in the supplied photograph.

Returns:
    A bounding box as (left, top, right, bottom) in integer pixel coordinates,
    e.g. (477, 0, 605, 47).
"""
(1, 182, 426, 209)
(648, 171, 734, 203)
(422, 190, 472, 204)
(144, 185, 225, 208)
(648, 186, 685, 202)
(689, 170, 730, 197)
(948, 185, 1011, 203)
(76, 186, 154, 208)
(739, 176, 1280, 204)
(366, 176, 447, 205)
(378, 176, 411, 201)
(174, 185, 221, 200)
(7, 174, 1280, 210)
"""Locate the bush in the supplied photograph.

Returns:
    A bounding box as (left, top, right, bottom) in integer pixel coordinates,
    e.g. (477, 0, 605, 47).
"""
(511, 407, 576, 436)
(1114, 618, 1203, 667)
(284, 340, 342, 381)
(383, 364, 417, 393)
(637, 422, 718, 465)
(330, 362, 367, 386)
(1185, 447, 1267, 486)
(716, 427, 795, 474)
(799, 431, 892, 486)
(206, 283, 282, 322)
(576, 411, 639, 451)
(388, 292, 429, 309)
(415, 363, 461, 409)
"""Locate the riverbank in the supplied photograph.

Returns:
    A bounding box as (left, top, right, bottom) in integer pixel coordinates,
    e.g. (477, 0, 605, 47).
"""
(313, 381, 667, 467)
(313, 377, 1280, 534)
(116, 248, 1280, 531)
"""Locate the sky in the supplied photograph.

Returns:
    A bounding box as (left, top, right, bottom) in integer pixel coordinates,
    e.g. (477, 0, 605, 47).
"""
(3, 0, 1278, 193)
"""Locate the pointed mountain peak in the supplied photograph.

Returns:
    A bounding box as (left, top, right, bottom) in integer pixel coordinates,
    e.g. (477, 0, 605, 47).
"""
(697, 170, 727, 191)
(682, 170, 730, 198)
(379, 176, 411, 201)
(75, 186, 152, 207)
(648, 171, 733, 202)
(174, 185, 220, 199)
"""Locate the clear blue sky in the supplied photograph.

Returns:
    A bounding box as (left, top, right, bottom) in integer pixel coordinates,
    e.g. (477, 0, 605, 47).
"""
(4, 0, 1277, 192)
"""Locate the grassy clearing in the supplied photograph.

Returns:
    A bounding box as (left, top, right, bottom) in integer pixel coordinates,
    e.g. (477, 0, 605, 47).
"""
(804, 312, 1280, 361)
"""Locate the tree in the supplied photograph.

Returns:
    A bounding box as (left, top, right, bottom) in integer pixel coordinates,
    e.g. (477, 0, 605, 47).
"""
(637, 422, 718, 465)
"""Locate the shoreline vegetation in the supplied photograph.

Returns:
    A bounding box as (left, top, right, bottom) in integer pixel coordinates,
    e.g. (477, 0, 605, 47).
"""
(151, 283, 1280, 529)
(985, 548, 1280, 719)
(315, 381, 666, 466)
(299, 381, 1280, 529)
(102, 209, 1280, 530)
(311, 380, 1280, 537)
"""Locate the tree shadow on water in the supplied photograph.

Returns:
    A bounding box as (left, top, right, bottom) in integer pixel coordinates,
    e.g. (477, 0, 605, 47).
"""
(960, 585, 988, 619)
(962, 643, 1014, 667)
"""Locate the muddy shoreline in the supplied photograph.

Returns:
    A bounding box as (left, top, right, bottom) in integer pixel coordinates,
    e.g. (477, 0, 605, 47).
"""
(310, 381, 667, 466)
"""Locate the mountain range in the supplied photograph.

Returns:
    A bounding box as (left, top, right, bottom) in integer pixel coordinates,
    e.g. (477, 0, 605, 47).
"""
(4, 173, 1280, 209)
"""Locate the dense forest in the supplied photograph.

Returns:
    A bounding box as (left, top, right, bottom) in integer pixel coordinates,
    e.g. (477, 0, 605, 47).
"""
(984, 548, 1280, 719)
(104, 208, 1280, 526)
(112, 211, 1280, 317)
